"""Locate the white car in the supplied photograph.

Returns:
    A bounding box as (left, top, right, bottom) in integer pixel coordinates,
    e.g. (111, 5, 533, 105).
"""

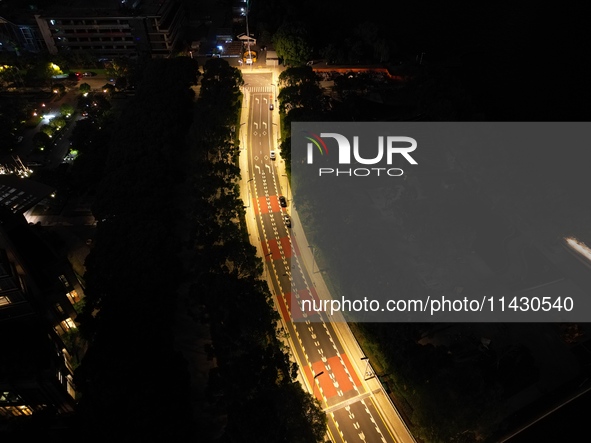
(270, 150, 276, 160)
(283, 214, 292, 228)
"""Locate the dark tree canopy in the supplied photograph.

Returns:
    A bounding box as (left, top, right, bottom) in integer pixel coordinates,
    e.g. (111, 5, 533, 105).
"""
(272, 21, 312, 66)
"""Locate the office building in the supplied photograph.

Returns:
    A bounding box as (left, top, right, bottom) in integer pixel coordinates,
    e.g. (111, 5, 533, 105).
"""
(34, 0, 186, 58)
(0, 208, 83, 427)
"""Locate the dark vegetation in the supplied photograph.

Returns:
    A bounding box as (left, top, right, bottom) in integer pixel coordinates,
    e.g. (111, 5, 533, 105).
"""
(2, 0, 588, 440)
(71, 56, 325, 442)
(275, 50, 591, 443)
(72, 57, 198, 440)
(186, 57, 325, 442)
(253, 0, 590, 120)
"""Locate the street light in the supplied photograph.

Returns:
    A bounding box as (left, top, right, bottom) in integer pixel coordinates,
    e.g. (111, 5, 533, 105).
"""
(245, 178, 253, 207)
(308, 245, 317, 273)
(263, 251, 273, 280)
(241, 84, 249, 108)
(313, 371, 325, 400)
(245, 0, 253, 69)
(271, 83, 277, 102)
(240, 122, 247, 150)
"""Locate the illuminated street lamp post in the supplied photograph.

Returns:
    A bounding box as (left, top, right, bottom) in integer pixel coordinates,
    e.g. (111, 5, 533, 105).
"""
(263, 252, 273, 280)
(245, 178, 253, 207)
(271, 83, 277, 102)
(240, 122, 247, 149)
(313, 371, 325, 400)
(308, 245, 317, 274)
(245, 0, 252, 68)
(240, 83, 249, 106)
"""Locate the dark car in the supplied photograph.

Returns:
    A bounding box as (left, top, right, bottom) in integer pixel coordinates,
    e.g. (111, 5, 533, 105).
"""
(278, 196, 287, 207)
(269, 103, 274, 111)
(283, 214, 292, 228)
(83, 71, 97, 77)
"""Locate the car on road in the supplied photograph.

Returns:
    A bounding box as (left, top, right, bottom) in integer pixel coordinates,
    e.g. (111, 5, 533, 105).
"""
(269, 103, 274, 111)
(83, 71, 97, 77)
(283, 214, 291, 227)
(270, 150, 276, 160)
(279, 196, 287, 207)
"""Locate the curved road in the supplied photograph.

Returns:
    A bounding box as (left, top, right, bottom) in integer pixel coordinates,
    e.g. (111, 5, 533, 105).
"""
(240, 72, 417, 443)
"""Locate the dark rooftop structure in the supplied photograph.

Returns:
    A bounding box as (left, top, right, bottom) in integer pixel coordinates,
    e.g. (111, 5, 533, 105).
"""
(36, 0, 175, 17)
(0, 175, 55, 215)
(33, 0, 186, 57)
(0, 209, 83, 428)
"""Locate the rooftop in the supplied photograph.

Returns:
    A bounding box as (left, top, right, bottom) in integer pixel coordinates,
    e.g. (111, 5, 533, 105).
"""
(0, 175, 55, 215)
(35, 0, 171, 18)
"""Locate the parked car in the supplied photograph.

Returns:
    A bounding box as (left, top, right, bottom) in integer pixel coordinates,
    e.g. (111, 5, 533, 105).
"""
(283, 214, 292, 228)
(279, 196, 287, 207)
(270, 150, 276, 160)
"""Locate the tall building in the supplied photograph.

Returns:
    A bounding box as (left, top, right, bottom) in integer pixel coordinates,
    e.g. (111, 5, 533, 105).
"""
(0, 12, 45, 54)
(34, 0, 186, 58)
(0, 207, 84, 429)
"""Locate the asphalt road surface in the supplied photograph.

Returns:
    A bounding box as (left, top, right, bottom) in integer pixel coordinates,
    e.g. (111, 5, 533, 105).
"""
(241, 72, 416, 443)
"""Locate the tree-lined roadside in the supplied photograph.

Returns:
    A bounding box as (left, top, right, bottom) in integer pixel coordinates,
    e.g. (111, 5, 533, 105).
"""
(72, 56, 325, 442)
(187, 58, 326, 442)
